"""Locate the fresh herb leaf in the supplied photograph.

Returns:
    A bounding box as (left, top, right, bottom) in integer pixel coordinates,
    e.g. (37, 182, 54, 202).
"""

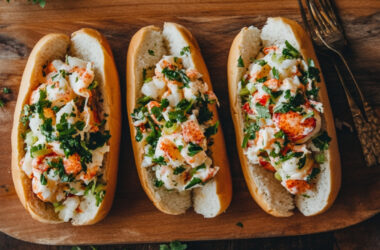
(237, 56, 245, 67)
(40, 174, 47, 185)
(162, 67, 190, 88)
(148, 49, 155, 56)
(161, 98, 169, 108)
(153, 156, 167, 165)
(273, 92, 305, 114)
(236, 222, 244, 228)
(239, 87, 250, 96)
(312, 131, 331, 151)
(75, 121, 85, 131)
(88, 80, 98, 90)
(185, 177, 202, 189)
(255, 103, 271, 119)
(255, 59, 267, 66)
(137, 95, 152, 105)
(154, 179, 164, 187)
(256, 76, 267, 83)
(274, 130, 285, 139)
(282, 40, 301, 59)
(52, 106, 60, 113)
(160, 241, 187, 250)
(315, 152, 326, 164)
(272, 67, 280, 79)
(306, 87, 320, 99)
(135, 128, 143, 142)
(307, 167, 321, 183)
(48, 158, 74, 183)
(187, 142, 203, 156)
(3, 87, 11, 94)
(284, 89, 291, 99)
(204, 121, 219, 137)
(298, 156, 307, 169)
(242, 122, 260, 148)
(180, 46, 190, 56)
(173, 166, 186, 175)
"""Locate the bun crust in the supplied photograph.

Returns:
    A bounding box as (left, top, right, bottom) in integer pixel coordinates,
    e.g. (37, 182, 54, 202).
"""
(228, 17, 341, 217)
(127, 23, 232, 217)
(11, 28, 121, 225)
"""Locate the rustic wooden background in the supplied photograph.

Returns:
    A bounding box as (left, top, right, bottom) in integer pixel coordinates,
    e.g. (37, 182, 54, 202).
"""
(0, 0, 379, 249)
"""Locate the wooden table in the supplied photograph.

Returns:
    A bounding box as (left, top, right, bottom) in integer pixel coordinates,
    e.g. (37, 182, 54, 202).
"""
(0, 0, 379, 248)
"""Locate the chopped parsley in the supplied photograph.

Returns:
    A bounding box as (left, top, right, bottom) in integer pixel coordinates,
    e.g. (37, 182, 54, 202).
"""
(137, 95, 152, 105)
(254, 59, 267, 66)
(315, 152, 326, 164)
(40, 174, 47, 185)
(312, 131, 331, 151)
(204, 121, 219, 137)
(184, 177, 202, 190)
(187, 142, 203, 156)
(307, 168, 321, 183)
(3, 87, 11, 94)
(195, 95, 213, 124)
(148, 49, 155, 56)
(255, 103, 271, 119)
(135, 128, 143, 142)
(298, 156, 307, 169)
(153, 156, 167, 165)
(180, 46, 190, 56)
(242, 122, 260, 148)
(160, 241, 187, 250)
(272, 67, 280, 79)
(273, 92, 305, 114)
(88, 80, 98, 90)
(162, 67, 190, 88)
(282, 40, 301, 59)
(173, 166, 186, 175)
(237, 56, 245, 67)
(236, 222, 244, 228)
(47, 158, 74, 183)
(256, 76, 267, 83)
(154, 179, 164, 188)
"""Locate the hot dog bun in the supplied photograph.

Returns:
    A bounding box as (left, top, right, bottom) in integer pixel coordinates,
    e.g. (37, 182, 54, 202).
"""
(11, 28, 121, 225)
(228, 17, 341, 216)
(127, 22, 232, 218)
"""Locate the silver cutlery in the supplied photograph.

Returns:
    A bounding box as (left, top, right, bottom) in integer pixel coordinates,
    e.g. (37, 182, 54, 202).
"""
(298, 0, 380, 167)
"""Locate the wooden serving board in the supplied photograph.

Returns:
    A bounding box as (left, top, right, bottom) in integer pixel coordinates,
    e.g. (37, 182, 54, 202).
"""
(0, 0, 379, 245)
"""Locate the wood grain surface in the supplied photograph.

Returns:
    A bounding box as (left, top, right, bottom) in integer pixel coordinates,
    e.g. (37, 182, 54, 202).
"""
(0, 0, 379, 246)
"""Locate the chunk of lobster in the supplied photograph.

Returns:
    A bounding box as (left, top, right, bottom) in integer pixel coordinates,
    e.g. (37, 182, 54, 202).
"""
(273, 109, 321, 143)
(181, 119, 205, 144)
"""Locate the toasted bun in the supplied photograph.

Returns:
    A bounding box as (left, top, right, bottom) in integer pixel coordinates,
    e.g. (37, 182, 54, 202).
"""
(228, 17, 341, 217)
(11, 28, 121, 225)
(127, 22, 232, 218)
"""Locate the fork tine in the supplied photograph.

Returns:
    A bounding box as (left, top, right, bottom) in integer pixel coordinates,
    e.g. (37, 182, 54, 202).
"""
(317, 0, 340, 32)
(306, 0, 327, 36)
(321, 0, 340, 26)
(298, 0, 315, 39)
(310, 0, 333, 34)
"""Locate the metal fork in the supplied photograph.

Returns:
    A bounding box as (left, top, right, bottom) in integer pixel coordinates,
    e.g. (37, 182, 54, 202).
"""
(298, 0, 380, 167)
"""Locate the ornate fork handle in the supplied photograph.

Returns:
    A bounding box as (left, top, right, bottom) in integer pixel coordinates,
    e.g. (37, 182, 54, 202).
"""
(334, 64, 379, 167)
(363, 103, 380, 163)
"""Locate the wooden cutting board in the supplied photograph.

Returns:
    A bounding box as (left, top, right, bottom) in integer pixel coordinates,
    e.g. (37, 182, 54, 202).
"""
(0, 0, 379, 245)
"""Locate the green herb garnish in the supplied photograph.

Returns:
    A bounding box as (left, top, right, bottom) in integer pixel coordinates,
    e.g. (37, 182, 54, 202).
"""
(237, 56, 245, 67)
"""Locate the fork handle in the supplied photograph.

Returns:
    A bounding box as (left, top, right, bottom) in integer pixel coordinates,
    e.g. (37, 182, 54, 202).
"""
(333, 63, 379, 167)
(333, 48, 371, 118)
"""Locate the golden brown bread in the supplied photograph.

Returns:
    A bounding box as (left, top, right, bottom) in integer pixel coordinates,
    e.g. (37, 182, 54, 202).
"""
(127, 22, 232, 217)
(11, 28, 121, 225)
(228, 17, 341, 217)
